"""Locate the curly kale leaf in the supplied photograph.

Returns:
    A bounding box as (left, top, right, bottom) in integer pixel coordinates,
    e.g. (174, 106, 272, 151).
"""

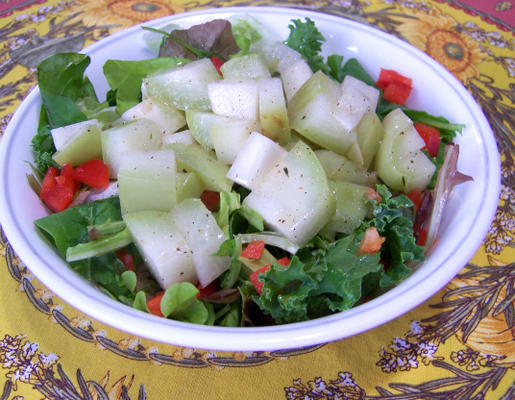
(254, 234, 381, 324)
(284, 18, 327, 73)
(364, 185, 424, 287)
(253, 185, 424, 323)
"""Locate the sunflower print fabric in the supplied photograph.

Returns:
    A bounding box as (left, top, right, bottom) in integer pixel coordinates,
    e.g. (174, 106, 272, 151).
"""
(0, 1, 514, 399)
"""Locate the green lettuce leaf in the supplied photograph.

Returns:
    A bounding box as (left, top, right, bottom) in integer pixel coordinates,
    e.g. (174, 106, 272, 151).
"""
(33, 52, 101, 173)
(34, 196, 122, 255)
(254, 233, 381, 324)
(216, 191, 241, 238)
(215, 237, 244, 290)
(37, 52, 99, 128)
(34, 197, 135, 303)
(103, 57, 188, 114)
(133, 290, 149, 312)
(231, 18, 263, 55)
(160, 282, 208, 324)
(218, 302, 241, 327)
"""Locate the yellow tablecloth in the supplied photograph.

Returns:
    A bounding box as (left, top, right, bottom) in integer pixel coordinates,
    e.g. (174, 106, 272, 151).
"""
(1, 1, 514, 399)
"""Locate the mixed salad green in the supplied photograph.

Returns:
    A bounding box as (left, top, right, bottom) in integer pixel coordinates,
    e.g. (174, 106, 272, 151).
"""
(30, 16, 471, 326)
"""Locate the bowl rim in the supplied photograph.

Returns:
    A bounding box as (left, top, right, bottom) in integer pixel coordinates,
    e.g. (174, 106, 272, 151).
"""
(0, 6, 501, 351)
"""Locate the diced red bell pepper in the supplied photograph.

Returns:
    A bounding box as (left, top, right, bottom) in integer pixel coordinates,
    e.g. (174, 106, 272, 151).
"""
(196, 279, 220, 299)
(276, 257, 290, 266)
(249, 266, 269, 295)
(41, 185, 75, 213)
(415, 122, 441, 158)
(383, 82, 412, 105)
(40, 166, 59, 195)
(200, 190, 220, 211)
(146, 291, 165, 317)
(116, 249, 135, 271)
(39, 166, 77, 213)
(376, 68, 413, 105)
(240, 241, 266, 259)
(59, 164, 80, 192)
(249, 257, 290, 294)
(210, 56, 224, 76)
(416, 228, 428, 247)
(407, 189, 423, 212)
(365, 188, 382, 203)
(357, 227, 386, 254)
(72, 159, 110, 189)
(376, 68, 413, 90)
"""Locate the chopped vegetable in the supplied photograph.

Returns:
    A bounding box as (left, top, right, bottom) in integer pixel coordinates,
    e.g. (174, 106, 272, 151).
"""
(357, 227, 385, 254)
(240, 240, 265, 259)
(160, 282, 208, 324)
(376, 68, 413, 90)
(407, 189, 423, 212)
(284, 18, 326, 73)
(383, 82, 412, 105)
(37, 53, 95, 129)
(249, 257, 290, 294)
(200, 190, 220, 211)
(415, 122, 442, 158)
(365, 188, 382, 203)
(420, 144, 473, 252)
(196, 279, 220, 299)
(72, 159, 110, 189)
(116, 249, 135, 271)
(376, 68, 413, 105)
(156, 19, 239, 61)
(40, 166, 77, 212)
(147, 291, 165, 317)
(416, 228, 428, 247)
(210, 55, 224, 75)
(103, 57, 188, 114)
(65, 227, 133, 262)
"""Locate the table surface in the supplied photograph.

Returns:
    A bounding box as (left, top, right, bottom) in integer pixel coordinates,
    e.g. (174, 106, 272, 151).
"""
(0, 1, 514, 399)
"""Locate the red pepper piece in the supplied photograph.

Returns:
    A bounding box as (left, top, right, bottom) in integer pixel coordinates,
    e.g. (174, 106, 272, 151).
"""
(73, 159, 110, 189)
(416, 228, 428, 246)
(39, 166, 77, 212)
(249, 266, 269, 295)
(412, 190, 432, 247)
(407, 189, 423, 212)
(365, 188, 382, 203)
(383, 82, 412, 105)
(240, 240, 266, 259)
(376, 68, 413, 90)
(59, 164, 80, 192)
(276, 257, 290, 266)
(41, 186, 75, 213)
(196, 279, 220, 299)
(200, 190, 220, 211)
(376, 68, 413, 105)
(357, 227, 386, 255)
(116, 249, 135, 271)
(415, 122, 441, 158)
(249, 257, 290, 294)
(146, 291, 165, 317)
(40, 166, 59, 195)
(210, 55, 224, 76)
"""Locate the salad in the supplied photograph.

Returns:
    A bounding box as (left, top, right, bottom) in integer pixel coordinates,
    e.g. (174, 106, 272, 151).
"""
(29, 16, 472, 327)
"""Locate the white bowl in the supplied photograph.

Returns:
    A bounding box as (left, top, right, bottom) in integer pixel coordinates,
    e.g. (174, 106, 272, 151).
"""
(0, 7, 500, 351)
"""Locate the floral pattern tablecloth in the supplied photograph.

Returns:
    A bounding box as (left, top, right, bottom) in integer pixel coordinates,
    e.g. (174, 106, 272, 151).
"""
(0, 0, 514, 399)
